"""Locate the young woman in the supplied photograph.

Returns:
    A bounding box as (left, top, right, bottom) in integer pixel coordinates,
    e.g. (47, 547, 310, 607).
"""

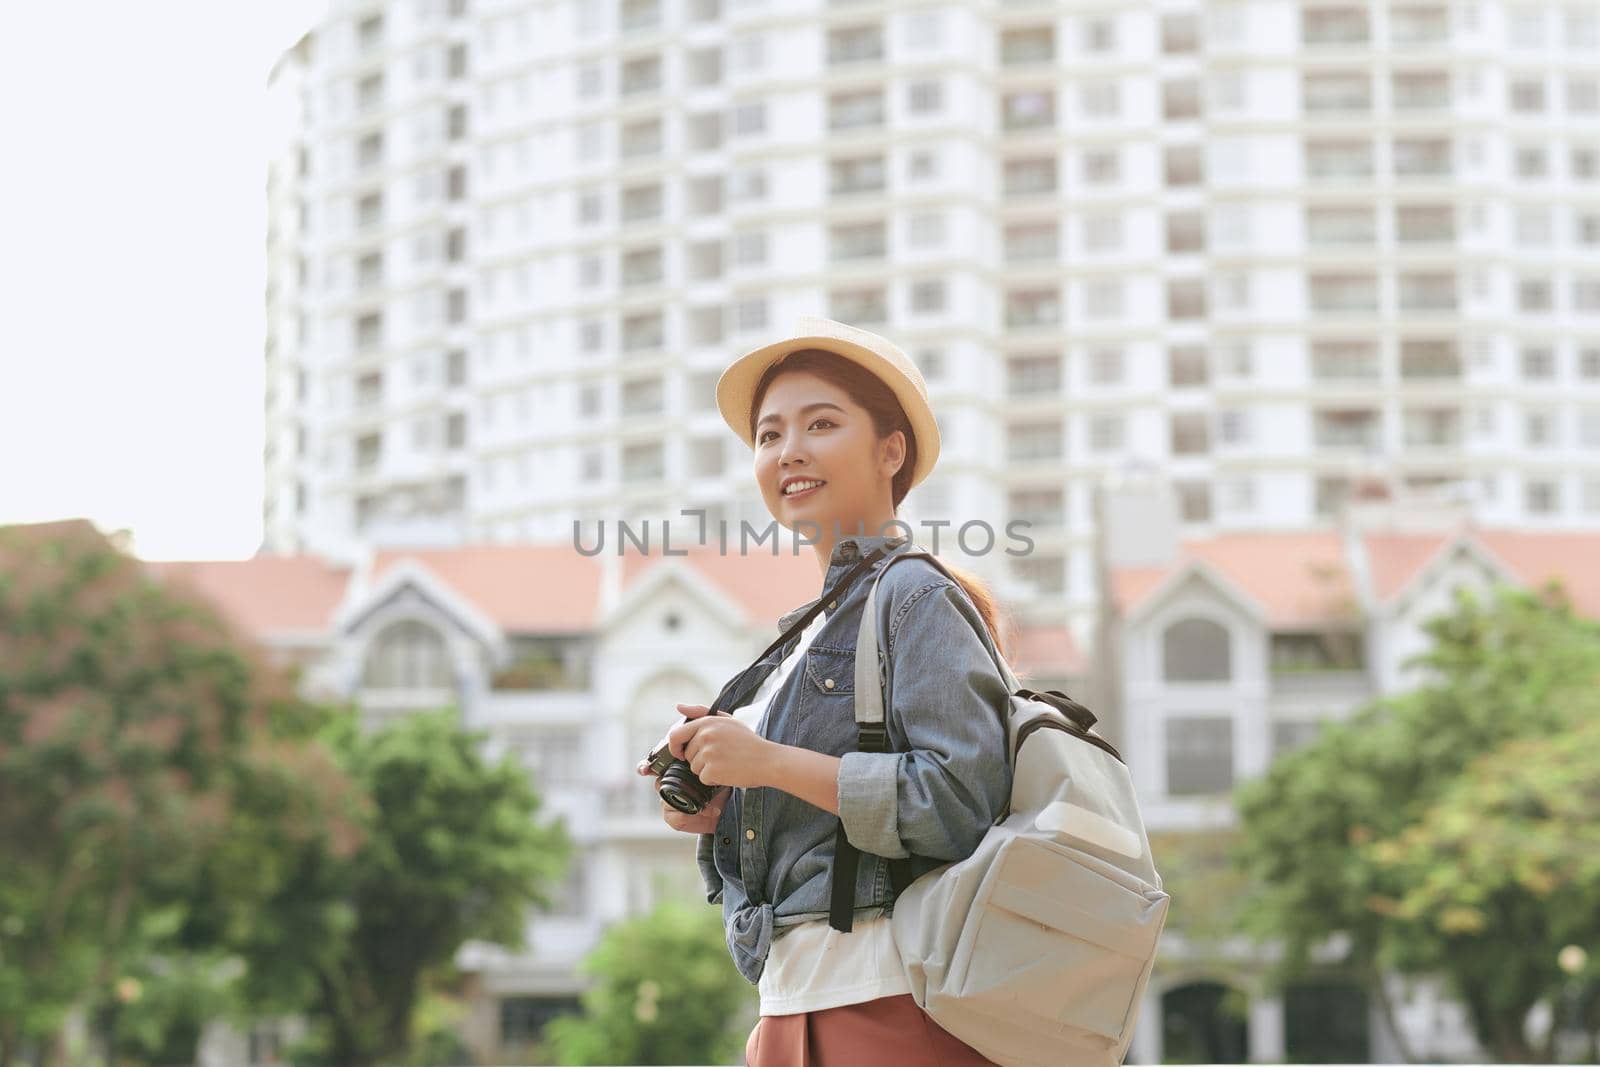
(636, 317, 1014, 1066)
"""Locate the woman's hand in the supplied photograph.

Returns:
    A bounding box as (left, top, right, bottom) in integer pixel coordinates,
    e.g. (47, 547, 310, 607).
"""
(667, 702, 780, 789)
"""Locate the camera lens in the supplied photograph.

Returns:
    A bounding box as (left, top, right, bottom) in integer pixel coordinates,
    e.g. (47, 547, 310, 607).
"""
(659, 761, 714, 815)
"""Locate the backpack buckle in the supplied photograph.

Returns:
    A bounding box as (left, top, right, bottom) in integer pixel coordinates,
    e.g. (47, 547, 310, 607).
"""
(857, 722, 889, 752)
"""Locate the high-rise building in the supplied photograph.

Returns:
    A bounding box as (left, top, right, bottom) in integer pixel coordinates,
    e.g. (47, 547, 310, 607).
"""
(266, 0, 1600, 649)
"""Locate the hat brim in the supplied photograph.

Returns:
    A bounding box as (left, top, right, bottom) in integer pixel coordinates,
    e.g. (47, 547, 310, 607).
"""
(716, 332, 940, 491)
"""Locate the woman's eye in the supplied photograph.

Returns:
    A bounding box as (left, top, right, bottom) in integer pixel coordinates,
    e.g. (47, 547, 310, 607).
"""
(758, 419, 834, 444)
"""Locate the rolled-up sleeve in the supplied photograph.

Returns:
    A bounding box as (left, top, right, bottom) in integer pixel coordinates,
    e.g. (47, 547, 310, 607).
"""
(836, 578, 1012, 862)
(695, 832, 724, 904)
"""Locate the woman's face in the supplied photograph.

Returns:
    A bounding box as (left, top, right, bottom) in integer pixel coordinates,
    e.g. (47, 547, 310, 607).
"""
(752, 369, 905, 532)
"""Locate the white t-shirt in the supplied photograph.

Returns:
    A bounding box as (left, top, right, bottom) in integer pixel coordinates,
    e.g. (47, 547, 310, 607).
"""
(728, 607, 914, 1016)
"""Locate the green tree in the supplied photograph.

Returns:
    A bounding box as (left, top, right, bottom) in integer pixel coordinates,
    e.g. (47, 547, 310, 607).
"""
(545, 901, 757, 1066)
(1367, 709, 1600, 1061)
(1232, 584, 1600, 1061)
(0, 520, 360, 1067)
(258, 707, 570, 1067)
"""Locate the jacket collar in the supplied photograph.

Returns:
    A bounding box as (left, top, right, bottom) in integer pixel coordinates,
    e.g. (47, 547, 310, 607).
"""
(776, 533, 914, 633)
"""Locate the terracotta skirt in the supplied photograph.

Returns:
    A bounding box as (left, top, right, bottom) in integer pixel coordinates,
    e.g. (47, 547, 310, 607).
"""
(744, 994, 998, 1067)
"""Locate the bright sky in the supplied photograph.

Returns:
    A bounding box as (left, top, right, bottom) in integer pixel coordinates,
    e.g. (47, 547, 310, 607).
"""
(0, 2, 325, 561)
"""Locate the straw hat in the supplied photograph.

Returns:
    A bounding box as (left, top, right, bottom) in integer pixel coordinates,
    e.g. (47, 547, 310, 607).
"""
(715, 316, 941, 490)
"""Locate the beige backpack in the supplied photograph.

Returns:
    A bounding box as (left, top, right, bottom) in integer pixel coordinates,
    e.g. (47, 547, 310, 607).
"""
(841, 550, 1169, 1067)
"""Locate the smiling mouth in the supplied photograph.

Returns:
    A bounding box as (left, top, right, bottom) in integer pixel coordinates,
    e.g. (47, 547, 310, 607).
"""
(782, 480, 827, 501)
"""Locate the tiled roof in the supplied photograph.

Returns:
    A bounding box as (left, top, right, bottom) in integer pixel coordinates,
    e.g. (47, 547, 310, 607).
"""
(1475, 532, 1600, 618)
(619, 544, 821, 629)
(147, 556, 351, 633)
(373, 545, 604, 632)
(1361, 532, 1452, 602)
(1112, 532, 1356, 627)
(1111, 528, 1600, 625)
(1010, 624, 1085, 680)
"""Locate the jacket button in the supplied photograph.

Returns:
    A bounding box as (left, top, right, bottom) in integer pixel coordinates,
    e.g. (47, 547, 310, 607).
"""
(720, 836, 730, 846)
(824, 678, 835, 689)
(745, 828, 757, 841)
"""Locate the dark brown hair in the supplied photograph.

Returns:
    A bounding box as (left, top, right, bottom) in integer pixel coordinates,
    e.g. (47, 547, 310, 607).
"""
(750, 348, 1012, 662)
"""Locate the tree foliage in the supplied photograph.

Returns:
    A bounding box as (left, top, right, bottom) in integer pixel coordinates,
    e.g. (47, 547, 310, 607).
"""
(544, 901, 757, 1066)
(252, 707, 571, 1067)
(0, 520, 358, 1066)
(1232, 584, 1600, 1061)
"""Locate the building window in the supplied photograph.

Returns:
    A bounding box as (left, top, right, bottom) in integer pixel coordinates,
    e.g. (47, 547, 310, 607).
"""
(621, 442, 665, 484)
(1005, 288, 1061, 329)
(1001, 26, 1055, 66)
(1013, 554, 1066, 595)
(830, 155, 886, 195)
(1004, 221, 1058, 262)
(1163, 78, 1202, 120)
(1089, 346, 1125, 385)
(1177, 480, 1213, 522)
(1307, 205, 1376, 246)
(1166, 212, 1206, 253)
(1006, 420, 1064, 462)
(1394, 137, 1452, 178)
(1302, 7, 1369, 45)
(1164, 716, 1235, 799)
(1304, 72, 1371, 113)
(1163, 618, 1231, 681)
(1008, 488, 1065, 530)
(1003, 157, 1057, 197)
(1167, 278, 1208, 320)
(827, 24, 883, 66)
(1088, 413, 1125, 452)
(907, 79, 943, 114)
(1164, 144, 1204, 186)
(1310, 272, 1380, 313)
(1315, 408, 1382, 449)
(1306, 140, 1374, 180)
(1083, 148, 1120, 184)
(829, 221, 887, 261)
(1524, 479, 1560, 515)
(1006, 354, 1062, 396)
(1400, 339, 1461, 379)
(829, 89, 885, 131)
(1002, 89, 1056, 131)
(1312, 340, 1381, 381)
(362, 620, 452, 689)
(1396, 204, 1456, 244)
(1169, 345, 1209, 387)
(829, 287, 888, 325)
(622, 310, 665, 351)
(910, 278, 946, 314)
(1170, 412, 1212, 455)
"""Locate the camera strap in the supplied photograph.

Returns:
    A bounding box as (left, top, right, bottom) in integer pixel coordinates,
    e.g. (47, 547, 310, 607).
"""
(707, 546, 893, 716)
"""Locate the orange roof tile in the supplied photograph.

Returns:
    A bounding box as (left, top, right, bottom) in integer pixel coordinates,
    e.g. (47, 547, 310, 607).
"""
(372, 545, 604, 632)
(147, 556, 350, 634)
(1474, 531, 1600, 619)
(1362, 532, 1452, 602)
(1010, 624, 1085, 679)
(1112, 532, 1357, 627)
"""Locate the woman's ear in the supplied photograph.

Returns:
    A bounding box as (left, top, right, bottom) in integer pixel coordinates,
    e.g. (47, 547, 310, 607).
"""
(879, 429, 907, 480)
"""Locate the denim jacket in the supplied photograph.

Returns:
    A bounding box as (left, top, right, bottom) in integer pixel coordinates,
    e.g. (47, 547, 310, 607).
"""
(695, 533, 1013, 984)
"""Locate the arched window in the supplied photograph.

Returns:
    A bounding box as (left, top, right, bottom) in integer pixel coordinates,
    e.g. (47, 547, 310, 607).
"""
(362, 620, 453, 689)
(1162, 618, 1231, 682)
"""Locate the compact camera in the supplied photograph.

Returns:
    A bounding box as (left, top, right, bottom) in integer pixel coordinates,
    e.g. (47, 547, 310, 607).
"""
(642, 713, 729, 815)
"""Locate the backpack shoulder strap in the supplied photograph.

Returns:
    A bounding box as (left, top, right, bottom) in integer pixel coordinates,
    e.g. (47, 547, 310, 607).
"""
(852, 549, 1021, 743)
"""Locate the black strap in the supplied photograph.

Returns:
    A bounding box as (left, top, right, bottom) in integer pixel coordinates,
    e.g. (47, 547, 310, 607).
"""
(706, 547, 890, 717)
(828, 717, 891, 932)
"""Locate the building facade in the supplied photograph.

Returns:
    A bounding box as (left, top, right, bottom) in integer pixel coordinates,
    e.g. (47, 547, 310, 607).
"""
(1095, 485, 1599, 1062)
(265, 0, 1600, 653)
